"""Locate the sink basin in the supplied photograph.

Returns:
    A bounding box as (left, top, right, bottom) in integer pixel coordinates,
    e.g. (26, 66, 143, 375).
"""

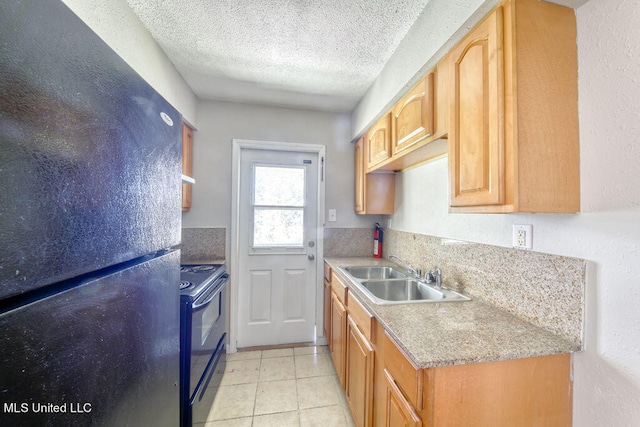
(339, 266, 471, 305)
(343, 266, 407, 280)
(361, 279, 445, 302)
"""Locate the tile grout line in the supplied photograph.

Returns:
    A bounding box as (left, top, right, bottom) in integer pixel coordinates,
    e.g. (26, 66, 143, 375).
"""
(250, 350, 263, 419)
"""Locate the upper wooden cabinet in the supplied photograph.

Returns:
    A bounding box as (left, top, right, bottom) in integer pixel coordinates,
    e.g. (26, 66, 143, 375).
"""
(391, 73, 434, 156)
(448, 0, 580, 213)
(366, 113, 392, 170)
(181, 123, 193, 212)
(354, 137, 365, 213)
(355, 136, 395, 215)
(365, 64, 449, 174)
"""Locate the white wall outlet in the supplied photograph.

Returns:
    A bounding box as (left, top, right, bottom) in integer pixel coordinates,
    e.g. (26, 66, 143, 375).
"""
(512, 224, 533, 249)
(328, 209, 337, 222)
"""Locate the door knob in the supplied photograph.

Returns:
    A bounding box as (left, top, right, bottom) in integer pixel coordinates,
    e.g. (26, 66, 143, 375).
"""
(308, 254, 315, 261)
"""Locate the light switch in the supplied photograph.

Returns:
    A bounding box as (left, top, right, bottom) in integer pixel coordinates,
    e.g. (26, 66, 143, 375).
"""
(328, 209, 337, 222)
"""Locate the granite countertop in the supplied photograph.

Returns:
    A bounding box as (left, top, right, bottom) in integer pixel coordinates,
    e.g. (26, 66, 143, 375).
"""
(325, 257, 580, 369)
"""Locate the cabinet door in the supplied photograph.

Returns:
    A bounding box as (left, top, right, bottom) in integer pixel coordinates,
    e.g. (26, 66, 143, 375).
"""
(448, 7, 505, 207)
(324, 279, 332, 345)
(392, 73, 435, 156)
(355, 137, 365, 213)
(366, 113, 392, 169)
(355, 136, 395, 215)
(384, 370, 422, 427)
(346, 316, 374, 427)
(330, 292, 347, 388)
(181, 123, 193, 211)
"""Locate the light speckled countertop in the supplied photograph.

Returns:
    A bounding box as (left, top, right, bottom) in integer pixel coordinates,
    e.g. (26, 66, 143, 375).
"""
(325, 257, 580, 369)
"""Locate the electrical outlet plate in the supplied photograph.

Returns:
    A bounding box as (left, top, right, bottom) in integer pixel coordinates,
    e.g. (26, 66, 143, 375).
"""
(512, 224, 533, 249)
(328, 209, 337, 222)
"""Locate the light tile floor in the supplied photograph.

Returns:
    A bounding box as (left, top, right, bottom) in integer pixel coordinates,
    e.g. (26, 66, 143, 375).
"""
(200, 345, 356, 427)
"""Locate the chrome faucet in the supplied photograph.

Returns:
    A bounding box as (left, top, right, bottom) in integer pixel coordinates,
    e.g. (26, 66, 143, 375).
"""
(388, 254, 421, 278)
(425, 267, 442, 288)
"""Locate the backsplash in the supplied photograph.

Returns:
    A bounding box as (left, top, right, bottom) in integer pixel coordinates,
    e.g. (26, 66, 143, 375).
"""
(384, 230, 585, 346)
(324, 228, 374, 257)
(179, 227, 226, 263)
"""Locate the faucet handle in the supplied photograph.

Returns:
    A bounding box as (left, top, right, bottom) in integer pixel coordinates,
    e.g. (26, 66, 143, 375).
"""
(424, 270, 435, 283)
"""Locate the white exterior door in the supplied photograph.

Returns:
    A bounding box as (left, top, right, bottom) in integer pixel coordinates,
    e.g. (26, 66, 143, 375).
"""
(236, 147, 319, 348)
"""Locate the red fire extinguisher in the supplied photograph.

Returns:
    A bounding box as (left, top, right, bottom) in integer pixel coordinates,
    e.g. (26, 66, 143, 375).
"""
(373, 223, 383, 258)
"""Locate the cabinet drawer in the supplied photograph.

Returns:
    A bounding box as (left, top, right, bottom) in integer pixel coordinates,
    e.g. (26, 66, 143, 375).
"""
(331, 271, 348, 305)
(347, 294, 375, 343)
(384, 331, 423, 411)
(324, 262, 332, 282)
(384, 369, 422, 427)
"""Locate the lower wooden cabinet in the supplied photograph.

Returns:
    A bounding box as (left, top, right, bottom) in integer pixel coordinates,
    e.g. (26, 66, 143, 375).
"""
(384, 333, 573, 427)
(323, 277, 331, 345)
(323, 263, 332, 345)
(384, 369, 422, 427)
(323, 264, 572, 427)
(329, 292, 346, 387)
(346, 316, 374, 427)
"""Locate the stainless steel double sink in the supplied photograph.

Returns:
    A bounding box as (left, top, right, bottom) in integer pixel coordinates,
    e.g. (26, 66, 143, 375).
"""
(339, 265, 470, 305)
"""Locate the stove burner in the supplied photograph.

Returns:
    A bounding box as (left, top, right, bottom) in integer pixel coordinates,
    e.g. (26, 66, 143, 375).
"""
(179, 280, 192, 290)
(180, 265, 218, 274)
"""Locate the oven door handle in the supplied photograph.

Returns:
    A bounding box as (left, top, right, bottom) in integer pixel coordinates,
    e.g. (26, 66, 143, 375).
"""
(192, 274, 229, 311)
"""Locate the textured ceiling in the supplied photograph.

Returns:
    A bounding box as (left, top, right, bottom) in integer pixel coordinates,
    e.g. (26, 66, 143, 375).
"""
(126, 0, 431, 111)
(126, 0, 587, 112)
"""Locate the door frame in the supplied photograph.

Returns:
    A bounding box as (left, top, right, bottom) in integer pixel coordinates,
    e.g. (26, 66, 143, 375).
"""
(230, 139, 326, 353)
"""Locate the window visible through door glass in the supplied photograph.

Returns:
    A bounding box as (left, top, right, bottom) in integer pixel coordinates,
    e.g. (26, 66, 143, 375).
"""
(252, 165, 305, 248)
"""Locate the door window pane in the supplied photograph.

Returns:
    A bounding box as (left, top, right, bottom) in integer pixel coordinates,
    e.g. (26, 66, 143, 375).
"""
(252, 165, 306, 249)
(254, 166, 305, 206)
(253, 208, 303, 247)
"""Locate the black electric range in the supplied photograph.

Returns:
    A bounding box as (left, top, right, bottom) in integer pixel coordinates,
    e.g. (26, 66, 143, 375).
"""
(179, 264, 228, 426)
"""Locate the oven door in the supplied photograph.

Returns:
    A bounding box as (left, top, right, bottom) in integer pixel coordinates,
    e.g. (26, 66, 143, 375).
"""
(190, 333, 226, 424)
(189, 274, 228, 400)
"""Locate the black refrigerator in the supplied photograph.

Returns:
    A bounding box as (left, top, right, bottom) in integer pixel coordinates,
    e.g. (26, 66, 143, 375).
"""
(1, 1, 182, 426)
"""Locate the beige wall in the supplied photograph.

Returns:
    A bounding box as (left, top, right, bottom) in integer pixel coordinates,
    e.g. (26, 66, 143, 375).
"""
(181, 100, 377, 231)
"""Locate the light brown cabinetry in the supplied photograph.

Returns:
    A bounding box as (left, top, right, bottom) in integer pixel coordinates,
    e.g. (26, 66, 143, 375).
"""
(448, 0, 579, 213)
(383, 332, 422, 412)
(346, 315, 374, 427)
(383, 332, 573, 427)
(329, 271, 348, 388)
(383, 369, 422, 427)
(391, 73, 434, 156)
(327, 269, 377, 426)
(422, 354, 573, 426)
(355, 136, 395, 215)
(365, 64, 449, 175)
(323, 263, 332, 344)
(322, 264, 573, 427)
(181, 123, 193, 211)
(330, 293, 346, 387)
(365, 114, 392, 170)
